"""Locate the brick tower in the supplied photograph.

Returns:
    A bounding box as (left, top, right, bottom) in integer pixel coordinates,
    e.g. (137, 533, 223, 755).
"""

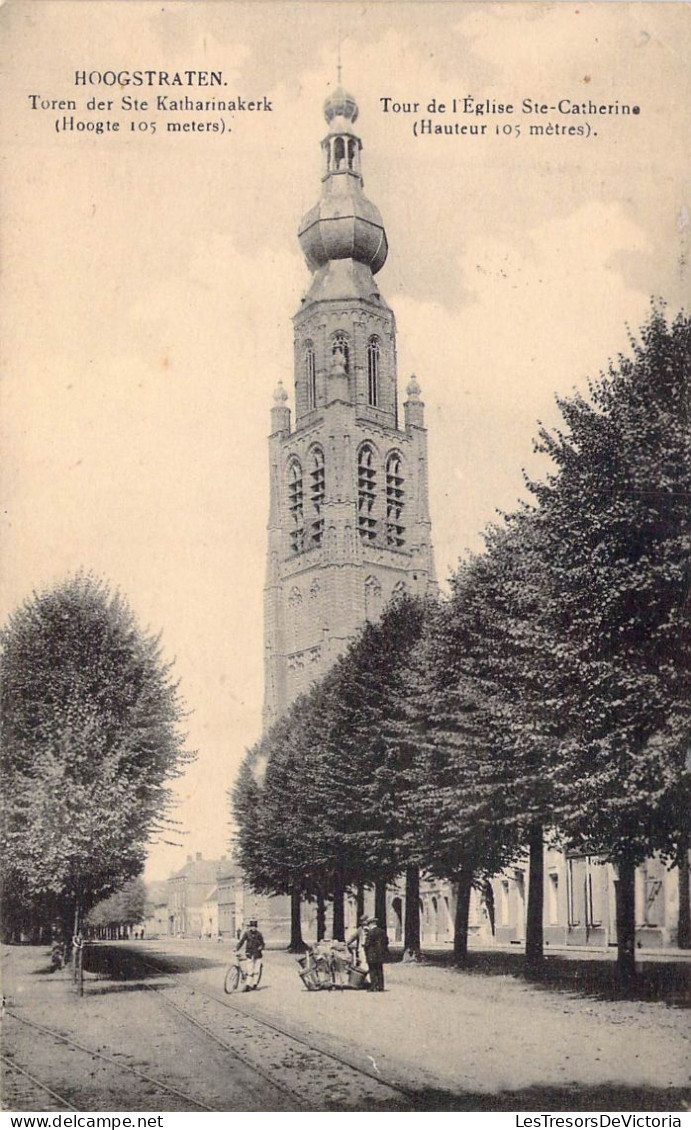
(263, 87, 436, 726)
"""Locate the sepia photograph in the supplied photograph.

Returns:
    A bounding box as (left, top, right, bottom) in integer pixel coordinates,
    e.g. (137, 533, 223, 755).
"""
(1, 0, 689, 1116)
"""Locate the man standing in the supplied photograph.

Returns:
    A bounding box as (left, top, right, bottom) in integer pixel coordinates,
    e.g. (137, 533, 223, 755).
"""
(363, 916, 388, 992)
(346, 915, 369, 969)
(235, 918, 265, 990)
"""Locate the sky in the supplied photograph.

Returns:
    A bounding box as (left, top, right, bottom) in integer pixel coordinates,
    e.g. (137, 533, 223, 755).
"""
(1, 1, 689, 880)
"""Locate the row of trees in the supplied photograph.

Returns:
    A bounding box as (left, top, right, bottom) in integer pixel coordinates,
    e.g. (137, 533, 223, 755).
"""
(86, 876, 150, 939)
(233, 309, 691, 980)
(0, 575, 192, 942)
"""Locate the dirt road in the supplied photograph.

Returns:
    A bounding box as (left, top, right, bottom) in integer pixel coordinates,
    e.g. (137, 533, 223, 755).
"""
(2, 941, 689, 1112)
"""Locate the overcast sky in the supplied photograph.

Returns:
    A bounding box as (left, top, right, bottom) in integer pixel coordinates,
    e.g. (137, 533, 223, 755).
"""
(2, 1, 688, 880)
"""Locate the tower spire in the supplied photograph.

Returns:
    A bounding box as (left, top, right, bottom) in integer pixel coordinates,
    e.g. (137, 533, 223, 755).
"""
(297, 87, 388, 290)
(262, 87, 436, 726)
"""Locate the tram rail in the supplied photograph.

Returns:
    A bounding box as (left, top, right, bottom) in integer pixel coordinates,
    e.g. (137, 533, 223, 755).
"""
(2, 1010, 213, 1112)
(133, 951, 417, 1110)
(1, 1052, 79, 1112)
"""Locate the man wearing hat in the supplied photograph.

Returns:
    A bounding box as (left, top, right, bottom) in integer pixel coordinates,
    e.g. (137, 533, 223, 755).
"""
(363, 916, 388, 992)
(235, 918, 265, 990)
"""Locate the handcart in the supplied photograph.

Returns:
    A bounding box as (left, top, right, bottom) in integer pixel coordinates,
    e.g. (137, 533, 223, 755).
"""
(296, 946, 369, 991)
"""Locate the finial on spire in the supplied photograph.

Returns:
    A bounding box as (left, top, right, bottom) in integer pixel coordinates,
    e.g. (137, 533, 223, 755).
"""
(406, 374, 421, 400)
(323, 86, 359, 125)
(337, 42, 342, 85)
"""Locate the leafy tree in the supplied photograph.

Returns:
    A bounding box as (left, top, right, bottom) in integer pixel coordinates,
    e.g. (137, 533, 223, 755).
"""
(530, 308, 691, 979)
(88, 876, 147, 937)
(231, 737, 274, 895)
(232, 692, 327, 951)
(400, 536, 554, 965)
(462, 515, 572, 969)
(313, 594, 432, 946)
(256, 691, 333, 950)
(0, 574, 192, 939)
(232, 595, 432, 947)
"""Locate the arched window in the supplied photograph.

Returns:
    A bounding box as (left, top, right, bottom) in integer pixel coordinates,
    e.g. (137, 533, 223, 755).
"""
(347, 138, 356, 170)
(309, 447, 325, 546)
(357, 444, 377, 542)
(367, 337, 380, 407)
(304, 341, 316, 410)
(386, 452, 405, 547)
(332, 331, 349, 374)
(333, 136, 345, 170)
(287, 460, 304, 553)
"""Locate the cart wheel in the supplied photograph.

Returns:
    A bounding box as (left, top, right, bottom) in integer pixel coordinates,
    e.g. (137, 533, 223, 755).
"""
(224, 964, 241, 994)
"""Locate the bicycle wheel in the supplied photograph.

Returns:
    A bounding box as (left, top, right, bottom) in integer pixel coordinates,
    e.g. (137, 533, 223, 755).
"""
(224, 964, 241, 994)
(254, 961, 263, 988)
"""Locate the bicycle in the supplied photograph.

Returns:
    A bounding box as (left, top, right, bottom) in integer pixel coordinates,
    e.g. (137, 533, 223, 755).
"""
(224, 954, 263, 994)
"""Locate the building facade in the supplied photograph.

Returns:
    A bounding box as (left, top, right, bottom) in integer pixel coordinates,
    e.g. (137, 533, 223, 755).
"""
(167, 853, 226, 937)
(262, 86, 436, 726)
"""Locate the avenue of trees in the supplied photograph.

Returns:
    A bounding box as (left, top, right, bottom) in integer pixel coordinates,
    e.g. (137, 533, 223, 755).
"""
(87, 876, 148, 939)
(0, 574, 192, 942)
(232, 309, 691, 981)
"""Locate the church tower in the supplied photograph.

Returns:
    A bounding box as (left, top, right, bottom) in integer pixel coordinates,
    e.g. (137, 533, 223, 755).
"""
(263, 87, 436, 726)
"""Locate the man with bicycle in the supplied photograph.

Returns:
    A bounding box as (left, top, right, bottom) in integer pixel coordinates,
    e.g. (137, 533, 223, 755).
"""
(235, 918, 264, 990)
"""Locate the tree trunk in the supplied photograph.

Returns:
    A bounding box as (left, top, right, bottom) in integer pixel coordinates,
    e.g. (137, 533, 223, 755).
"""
(614, 858, 637, 985)
(316, 887, 326, 942)
(403, 865, 422, 961)
(332, 870, 345, 941)
(453, 871, 474, 966)
(374, 879, 388, 935)
(525, 824, 544, 971)
(677, 837, 691, 949)
(356, 884, 365, 920)
(287, 885, 306, 952)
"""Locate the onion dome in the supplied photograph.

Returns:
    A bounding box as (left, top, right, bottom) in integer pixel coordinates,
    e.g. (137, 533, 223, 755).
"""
(298, 88, 388, 278)
(298, 195, 387, 275)
(323, 86, 359, 127)
(273, 380, 288, 403)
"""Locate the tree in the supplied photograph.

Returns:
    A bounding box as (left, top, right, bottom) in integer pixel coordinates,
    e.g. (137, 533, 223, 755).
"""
(232, 689, 330, 951)
(530, 308, 691, 980)
(0, 574, 192, 939)
(316, 595, 432, 949)
(400, 551, 542, 965)
(88, 876, 147, 938)
(460, 515, 571, 970)
(232, 594, 433, 948)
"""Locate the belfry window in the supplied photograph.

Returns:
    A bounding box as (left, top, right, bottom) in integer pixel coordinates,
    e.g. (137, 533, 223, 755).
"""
(304, 341, 316, 410)
(288, 460, 304, 554)
(310, 447, 325, 546)
(333, 136, 345, 171)
(347, 138, 356, 170)
(357, 444, 377, 542)
(367, 336, 380, 407)
(386, 453, 405, 547)
(332, 332, 349, 374)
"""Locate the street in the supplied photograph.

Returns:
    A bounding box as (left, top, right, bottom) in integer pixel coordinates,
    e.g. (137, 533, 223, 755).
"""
(2, 940, 689, 1112)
